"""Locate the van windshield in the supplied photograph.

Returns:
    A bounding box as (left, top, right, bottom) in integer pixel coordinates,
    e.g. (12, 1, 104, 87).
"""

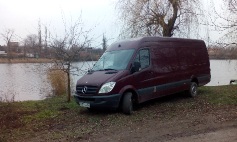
(92, 49, 134, 71)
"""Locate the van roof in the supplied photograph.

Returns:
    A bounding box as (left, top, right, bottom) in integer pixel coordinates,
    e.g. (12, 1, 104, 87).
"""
(107, 36, 205, 51)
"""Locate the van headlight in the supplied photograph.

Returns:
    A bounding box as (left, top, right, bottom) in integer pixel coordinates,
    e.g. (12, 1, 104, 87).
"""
(99, 82, 116, 93)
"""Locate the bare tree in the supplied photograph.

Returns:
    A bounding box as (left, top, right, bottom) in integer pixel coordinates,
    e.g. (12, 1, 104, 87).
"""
(1, 29, 14, 59)
(224, 0, 237, 44)
(117, 0, 202, 38)
(44, 26, 49, 58)
(24, 34, 38, 47)
(209, 0, 237, 44)
(48, 21, 92, 102)
(224, 0, 237, 58)
(38, 19, 42, 57)
(24, 34, 39, 57)
(226, 0, 237, 15)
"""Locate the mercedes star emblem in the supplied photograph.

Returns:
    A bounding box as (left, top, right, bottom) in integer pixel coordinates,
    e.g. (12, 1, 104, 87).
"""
(82, 86, 87, 94)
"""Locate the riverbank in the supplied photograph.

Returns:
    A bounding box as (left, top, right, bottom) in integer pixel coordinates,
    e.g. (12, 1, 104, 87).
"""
(0, 85, 237, 142)
(0, 58, 53, 63)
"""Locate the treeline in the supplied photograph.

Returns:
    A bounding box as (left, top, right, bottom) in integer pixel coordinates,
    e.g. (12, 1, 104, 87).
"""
(208, 45, 237, 59)
(0, 44, 103, 61)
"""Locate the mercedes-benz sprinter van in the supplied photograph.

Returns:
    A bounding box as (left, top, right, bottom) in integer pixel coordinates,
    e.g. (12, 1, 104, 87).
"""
(74, 37, 211, 114)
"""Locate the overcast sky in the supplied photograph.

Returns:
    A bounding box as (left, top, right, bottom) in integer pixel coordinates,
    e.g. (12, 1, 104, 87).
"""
(0, 0, 229, 47)
(0, 0, 119, 47)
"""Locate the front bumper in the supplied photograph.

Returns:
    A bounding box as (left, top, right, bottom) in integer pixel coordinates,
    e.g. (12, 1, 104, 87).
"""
(74, 93, 122, 110)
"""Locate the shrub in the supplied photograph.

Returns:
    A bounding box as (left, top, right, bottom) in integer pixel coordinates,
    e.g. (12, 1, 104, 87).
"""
(47, 69, 67, 96)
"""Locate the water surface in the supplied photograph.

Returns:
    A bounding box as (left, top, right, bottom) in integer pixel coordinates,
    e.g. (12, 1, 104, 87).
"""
(0, 60, 236, 101)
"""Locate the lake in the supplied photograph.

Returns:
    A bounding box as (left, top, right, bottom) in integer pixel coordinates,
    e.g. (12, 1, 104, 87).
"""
(0, 62, 94, 102)
(0, 60, 236, 102)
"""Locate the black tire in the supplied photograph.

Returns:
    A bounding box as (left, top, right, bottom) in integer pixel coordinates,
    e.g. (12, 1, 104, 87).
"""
(87, 108, 95, 112)
(122, 92, 133, 115)
(189, 82, 198, 97)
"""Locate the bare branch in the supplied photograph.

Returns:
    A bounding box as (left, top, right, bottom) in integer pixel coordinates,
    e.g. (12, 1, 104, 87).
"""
(1, 29, 15, 59)
(46, 18, 94, 102)
(117, 0, 202, 38)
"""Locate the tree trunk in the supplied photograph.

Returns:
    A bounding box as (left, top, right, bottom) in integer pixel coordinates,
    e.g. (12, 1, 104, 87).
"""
(24, 44, 26, 58)
(162, 0, 179, 37)
(7, 42, 11, 61)
(162, 27, 173, 37)
(67, 69, 71, 102)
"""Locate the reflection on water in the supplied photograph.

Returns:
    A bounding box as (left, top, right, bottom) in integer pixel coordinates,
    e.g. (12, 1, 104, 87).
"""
(0, 63, 51, 101)
(0, 60, 236, 101)
(0, 62, 95, 102)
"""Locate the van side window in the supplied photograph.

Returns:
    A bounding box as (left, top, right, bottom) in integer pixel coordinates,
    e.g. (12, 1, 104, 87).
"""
(135, 49, 150, 69)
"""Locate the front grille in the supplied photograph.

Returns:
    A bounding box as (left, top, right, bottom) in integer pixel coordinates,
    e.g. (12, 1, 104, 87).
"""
(76, 85, 98, 95)
(78, 97, 95, 102)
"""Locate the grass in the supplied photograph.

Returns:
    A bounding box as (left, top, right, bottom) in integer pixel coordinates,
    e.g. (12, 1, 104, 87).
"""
(0, 96, 79, 141)
(200, 85, 237, 105)
(0, 85, 237, 141)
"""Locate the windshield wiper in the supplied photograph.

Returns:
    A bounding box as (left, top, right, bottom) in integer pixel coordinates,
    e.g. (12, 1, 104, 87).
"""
(95, 68, 117, 71)
(103, 68, 117, 71)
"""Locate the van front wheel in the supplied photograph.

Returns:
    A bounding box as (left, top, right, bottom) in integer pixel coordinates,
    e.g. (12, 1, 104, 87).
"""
(122, 92, 133, 115)
(189, 82, 198, 97)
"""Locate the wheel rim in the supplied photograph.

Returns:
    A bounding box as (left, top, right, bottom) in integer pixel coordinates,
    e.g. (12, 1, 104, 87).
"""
(191, 84, 197, 96)
(129, 98, 133, 112)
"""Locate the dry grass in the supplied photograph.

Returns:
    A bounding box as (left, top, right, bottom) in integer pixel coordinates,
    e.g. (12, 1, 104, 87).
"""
(47, 69, 67, 96)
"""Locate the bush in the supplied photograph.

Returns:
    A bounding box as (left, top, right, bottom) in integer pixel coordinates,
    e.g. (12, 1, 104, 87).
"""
(47, 69, 67, 96)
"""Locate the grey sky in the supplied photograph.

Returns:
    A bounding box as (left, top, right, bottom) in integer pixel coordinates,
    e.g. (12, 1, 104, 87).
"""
(0, 0, 119, 47)
(0, 0, 229, 47)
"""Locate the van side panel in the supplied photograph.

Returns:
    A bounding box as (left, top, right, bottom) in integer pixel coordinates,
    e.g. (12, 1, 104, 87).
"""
(150, 40, 210, 99)
(177, 41, 210, 84)
(180, 41, 210, 85)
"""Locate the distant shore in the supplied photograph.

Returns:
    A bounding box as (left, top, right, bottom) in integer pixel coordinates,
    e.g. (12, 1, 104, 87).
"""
(0, 58, 53, 63)
(1, 57, 236, 64)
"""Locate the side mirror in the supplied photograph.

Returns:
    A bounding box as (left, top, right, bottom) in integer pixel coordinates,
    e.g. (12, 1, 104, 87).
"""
(87, 68, 93, 74)
(131, 62, 141, 73)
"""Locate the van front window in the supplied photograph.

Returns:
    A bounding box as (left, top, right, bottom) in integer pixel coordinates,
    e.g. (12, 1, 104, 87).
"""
(92, 49, 134, 71)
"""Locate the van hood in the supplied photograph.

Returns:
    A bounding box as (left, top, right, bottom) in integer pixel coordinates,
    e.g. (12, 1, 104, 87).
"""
(76, 70, 127, 87)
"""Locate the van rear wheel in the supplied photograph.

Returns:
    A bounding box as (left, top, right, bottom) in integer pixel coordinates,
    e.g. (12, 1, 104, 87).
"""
(122, 92, 133, 115)
(189, 82, 198, 97)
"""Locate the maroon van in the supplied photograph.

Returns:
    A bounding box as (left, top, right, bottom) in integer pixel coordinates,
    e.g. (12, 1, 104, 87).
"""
(74, 37, 211, 114)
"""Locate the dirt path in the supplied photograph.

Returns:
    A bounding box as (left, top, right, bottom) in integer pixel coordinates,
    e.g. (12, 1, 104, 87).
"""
(167, 126, 237, 142)
(84, 119, 237, 142)
(82, 107, 237, 142)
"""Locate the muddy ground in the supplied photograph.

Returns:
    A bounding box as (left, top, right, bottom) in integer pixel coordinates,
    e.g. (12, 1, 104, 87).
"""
(82, 105, 237, 142)
(29, 90, 237, 142)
